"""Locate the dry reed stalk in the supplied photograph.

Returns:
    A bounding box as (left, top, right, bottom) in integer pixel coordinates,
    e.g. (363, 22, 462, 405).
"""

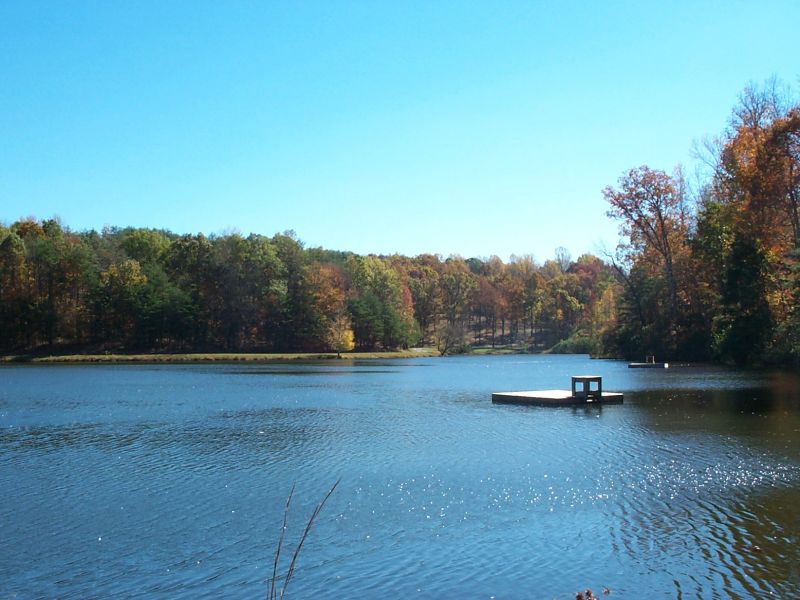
(269, 482, 295, 600)
(268, 478, 341, 600)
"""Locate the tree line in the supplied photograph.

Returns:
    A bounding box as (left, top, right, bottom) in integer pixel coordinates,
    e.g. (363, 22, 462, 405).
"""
(1, 80, 798, 365)
(0, 218, 618, 356)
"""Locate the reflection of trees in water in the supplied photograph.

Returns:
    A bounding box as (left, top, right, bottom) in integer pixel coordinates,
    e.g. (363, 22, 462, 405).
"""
(609, 375, 800, 596)
(629, 381, 800, 461)
(603, 435, 800, 597)
(729, 485, 800, 596)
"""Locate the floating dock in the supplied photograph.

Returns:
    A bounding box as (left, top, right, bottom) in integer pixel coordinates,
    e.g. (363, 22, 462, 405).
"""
(492, 375, 623, 406)
(628, 356, 669, 368)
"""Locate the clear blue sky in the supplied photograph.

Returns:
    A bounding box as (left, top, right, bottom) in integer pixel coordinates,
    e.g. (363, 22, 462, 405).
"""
(2, 1, 798, 262)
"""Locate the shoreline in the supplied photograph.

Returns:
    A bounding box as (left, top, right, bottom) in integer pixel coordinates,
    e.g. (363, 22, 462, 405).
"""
(0, 347, 630, 365)
(0, 348, 441, 364)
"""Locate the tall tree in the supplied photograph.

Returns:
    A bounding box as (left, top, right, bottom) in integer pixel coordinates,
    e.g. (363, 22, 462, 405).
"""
(439, 257, 475, 326)
(604, 166, 690, 318)
(407, 256, 441, 344)
(347, 255, 417, 349)
(273, 232, 322, 351)
(604, 166, 692, 357)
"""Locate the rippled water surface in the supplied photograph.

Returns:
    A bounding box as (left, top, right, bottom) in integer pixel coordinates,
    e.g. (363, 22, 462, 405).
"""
(2, 356, 800, 598)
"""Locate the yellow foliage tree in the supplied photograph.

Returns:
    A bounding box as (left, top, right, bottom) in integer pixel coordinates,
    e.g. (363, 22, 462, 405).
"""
(326, 314, 355, 357)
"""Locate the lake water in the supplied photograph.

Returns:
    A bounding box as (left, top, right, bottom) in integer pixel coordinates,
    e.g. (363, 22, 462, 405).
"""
(1, 355, 799, 598)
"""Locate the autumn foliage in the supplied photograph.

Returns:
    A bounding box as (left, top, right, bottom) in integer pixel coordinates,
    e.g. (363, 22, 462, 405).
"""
(604, 79, 800, 365)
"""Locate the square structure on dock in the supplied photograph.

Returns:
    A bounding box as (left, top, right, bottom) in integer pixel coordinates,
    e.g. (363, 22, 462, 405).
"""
(571, 375, 602, 399)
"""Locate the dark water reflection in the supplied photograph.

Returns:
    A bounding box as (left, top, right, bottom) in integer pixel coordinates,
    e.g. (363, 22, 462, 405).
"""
(1, 356, 799, 598)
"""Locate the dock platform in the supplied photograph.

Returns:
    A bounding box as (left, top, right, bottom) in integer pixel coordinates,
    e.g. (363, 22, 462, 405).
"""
(491, 390, 624, 406)
(492, 375, 623, 406)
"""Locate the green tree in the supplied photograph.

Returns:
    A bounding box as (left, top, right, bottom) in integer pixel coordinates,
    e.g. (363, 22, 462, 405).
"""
(164, 234, 215, 347)
(96, 259, 148, 346)
(713, 231, 773, 365)
(407, 258, 441, 345)
(348, 292, 385, 349)
(273, 232, 322, 351)
(439, 257, 475, 326)
(0, 231, 31, 351)
(347, 255, 417, 349)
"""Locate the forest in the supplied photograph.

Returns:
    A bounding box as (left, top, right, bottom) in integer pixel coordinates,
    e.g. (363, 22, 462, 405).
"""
(1, 82, 798, 365)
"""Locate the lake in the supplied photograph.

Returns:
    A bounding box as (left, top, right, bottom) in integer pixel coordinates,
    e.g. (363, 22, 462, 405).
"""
(1, 355, 799, 598)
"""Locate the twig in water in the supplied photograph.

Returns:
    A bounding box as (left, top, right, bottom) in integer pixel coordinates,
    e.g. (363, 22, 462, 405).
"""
(269, 482, 295, 600)
(268, 478, 341, 600)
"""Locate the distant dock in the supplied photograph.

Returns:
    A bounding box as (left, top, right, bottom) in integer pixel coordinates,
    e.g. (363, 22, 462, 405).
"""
(492, 375, 623, 406)
(628, 355, 669, 369)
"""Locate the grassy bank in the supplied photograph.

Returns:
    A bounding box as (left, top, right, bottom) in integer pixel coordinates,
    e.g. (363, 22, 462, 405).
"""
(1, 347, 439, 364)
(470, 343, 537, 355)
(470, 347, 523, 355)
